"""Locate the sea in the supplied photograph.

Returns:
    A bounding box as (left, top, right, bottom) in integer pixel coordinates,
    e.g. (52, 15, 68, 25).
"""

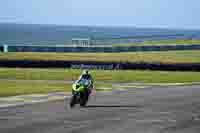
(0, 23, 200, 46)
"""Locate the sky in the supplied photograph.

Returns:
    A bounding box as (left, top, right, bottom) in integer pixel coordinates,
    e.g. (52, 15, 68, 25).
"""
(0, 0, 199, 29)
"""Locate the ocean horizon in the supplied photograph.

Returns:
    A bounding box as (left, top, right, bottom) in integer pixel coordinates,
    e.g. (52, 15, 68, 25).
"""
(0, 23, 200, 46)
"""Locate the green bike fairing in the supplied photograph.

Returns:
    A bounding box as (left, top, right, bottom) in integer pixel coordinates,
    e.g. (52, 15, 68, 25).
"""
(72, 83, 86, 92)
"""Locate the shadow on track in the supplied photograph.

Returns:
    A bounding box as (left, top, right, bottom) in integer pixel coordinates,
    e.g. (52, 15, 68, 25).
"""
(86, 105, 142, 108)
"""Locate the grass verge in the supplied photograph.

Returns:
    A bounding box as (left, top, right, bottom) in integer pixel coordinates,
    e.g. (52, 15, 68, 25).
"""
(0, 80, 112, 97)
(112, 70, 200, 83)
(113, 39, 200, 47)
(0, 68, 200, 83)
(1, 68, 200, 97)
(0, 68, 112, 81)
(0, 80, 70, 97)
(0, 50, 200, 63)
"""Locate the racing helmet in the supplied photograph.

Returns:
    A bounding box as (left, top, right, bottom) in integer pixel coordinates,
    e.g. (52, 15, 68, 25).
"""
(82, 69, 89, 75)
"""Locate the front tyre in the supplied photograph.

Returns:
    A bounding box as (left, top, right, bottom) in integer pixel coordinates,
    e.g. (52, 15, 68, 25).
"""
(80, 93, 88, 107)
(69, 95, 76, 108)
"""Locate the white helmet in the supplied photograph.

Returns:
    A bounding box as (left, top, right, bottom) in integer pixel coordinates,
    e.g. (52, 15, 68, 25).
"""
(82, 69, 89, 75)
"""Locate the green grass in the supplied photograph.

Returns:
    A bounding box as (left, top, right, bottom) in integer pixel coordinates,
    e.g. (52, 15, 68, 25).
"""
(1, 68, 200, 97)
(0, 80, 70, 97)
(0, 80, 112, 97)
(0, 68, 200, 83)
(1, 50, 200, 63)
(0, 68, 113, 81)
(112, 70, 200, 83)
(0, 68, 113, 96)
(113, 39, 200, 47)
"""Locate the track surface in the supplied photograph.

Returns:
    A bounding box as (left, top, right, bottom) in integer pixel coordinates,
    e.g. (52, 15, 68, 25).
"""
(0, 85, 200, 133)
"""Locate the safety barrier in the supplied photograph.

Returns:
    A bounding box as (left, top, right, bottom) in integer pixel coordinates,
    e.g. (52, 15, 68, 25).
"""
(0, 60, 200, 71)
(1, 44, 200, 53)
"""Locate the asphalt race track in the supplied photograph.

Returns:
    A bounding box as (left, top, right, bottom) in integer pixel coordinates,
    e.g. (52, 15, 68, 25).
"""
(0, 85, 200, 133)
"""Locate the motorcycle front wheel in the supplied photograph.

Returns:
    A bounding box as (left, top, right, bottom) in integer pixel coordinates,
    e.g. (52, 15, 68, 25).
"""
(69, 95, 76, 108)
(80, 93, 88, 107)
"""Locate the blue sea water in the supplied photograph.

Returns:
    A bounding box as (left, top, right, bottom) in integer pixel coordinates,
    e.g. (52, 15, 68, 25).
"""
(0, 23, 200, 46)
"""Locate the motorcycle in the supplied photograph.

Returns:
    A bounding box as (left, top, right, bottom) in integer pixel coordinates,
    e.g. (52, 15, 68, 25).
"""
(69, 79, 92, 108)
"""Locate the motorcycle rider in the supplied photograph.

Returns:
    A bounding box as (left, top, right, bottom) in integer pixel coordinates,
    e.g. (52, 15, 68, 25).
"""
(78, 69, 94, 95)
